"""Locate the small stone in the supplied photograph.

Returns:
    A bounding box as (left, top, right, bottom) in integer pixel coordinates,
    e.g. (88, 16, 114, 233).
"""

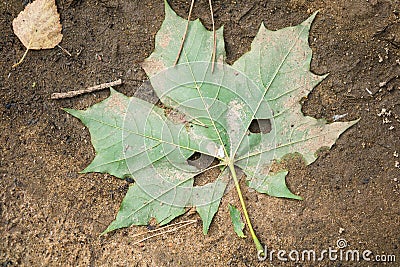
(362, 177, 370, 184)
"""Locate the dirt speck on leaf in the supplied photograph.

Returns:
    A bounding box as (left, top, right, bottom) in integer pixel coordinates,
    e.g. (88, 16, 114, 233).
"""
(104, 92, 128, 116)
(159, 33, 171, 48)
(142, 58, 167, 77)
(226, 99, 245, 133)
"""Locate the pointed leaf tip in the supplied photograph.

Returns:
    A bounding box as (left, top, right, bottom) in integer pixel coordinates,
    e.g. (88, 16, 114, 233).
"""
(302, 11, 319, 27)
(63, 108, 83, 119)
(164, 0, 176, 18)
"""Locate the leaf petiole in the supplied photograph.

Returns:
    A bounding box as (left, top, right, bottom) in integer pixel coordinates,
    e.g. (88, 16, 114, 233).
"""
(12, 37, 32, 68)
(227, 161, 264, 255)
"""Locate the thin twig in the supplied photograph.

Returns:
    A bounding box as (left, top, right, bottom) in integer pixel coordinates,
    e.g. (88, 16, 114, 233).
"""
(51, 79, 122, 99)
(132, 220, 197, 246)
(57, 44, 72, 57)
(208, 0, 216, 72)
(174, 0, 195, 66)
(131, 219, 198, 238)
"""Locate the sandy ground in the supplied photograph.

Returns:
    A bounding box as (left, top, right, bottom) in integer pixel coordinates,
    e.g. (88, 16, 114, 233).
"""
(1, 0, 399, 266)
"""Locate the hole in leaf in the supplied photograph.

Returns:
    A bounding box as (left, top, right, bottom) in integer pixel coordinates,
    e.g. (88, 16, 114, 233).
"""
(124, 177, 134, 184)
(188, 152, 201, 161)
(188, 153, 221, 186)
(248, 119, 272, 134)
(187, 152, 216, 171)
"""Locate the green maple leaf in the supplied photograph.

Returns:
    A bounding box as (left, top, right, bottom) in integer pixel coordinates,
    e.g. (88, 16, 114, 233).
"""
(65, 2, 357, 251)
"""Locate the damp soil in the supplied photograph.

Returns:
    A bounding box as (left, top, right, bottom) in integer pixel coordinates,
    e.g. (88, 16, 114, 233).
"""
(1, 0, 400, 266)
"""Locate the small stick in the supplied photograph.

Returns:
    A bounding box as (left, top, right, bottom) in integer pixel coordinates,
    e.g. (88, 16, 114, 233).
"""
(132, 220, 197, 246)
(130, 219, 198, 238)
(51, 79, 122, 99)
(208, 0, 216, 72)
(57, 44, 72, 57)
(174, 0, 195, 66)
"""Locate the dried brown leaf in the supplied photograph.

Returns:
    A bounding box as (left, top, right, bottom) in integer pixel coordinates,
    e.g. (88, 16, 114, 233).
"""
(13, 0, 62, 50)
